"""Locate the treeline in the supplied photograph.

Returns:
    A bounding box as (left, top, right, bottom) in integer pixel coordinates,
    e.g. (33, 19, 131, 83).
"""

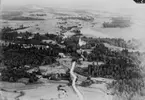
(1, 27, 131, 49)
(58, 25, 79, 33)
(103, 17, 131, 28)
(81, 36, 134, 49)
(10, 16, 45, 21)
(1, 27, 63, 45)
(1, 26, 81, 56)
(57, 16, 94, 21)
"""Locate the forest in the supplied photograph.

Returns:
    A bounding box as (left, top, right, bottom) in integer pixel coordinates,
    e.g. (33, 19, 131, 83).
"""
(0, 26, 144, 99)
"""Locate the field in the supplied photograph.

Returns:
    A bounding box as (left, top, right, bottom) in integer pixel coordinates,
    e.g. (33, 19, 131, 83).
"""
(2, 6, 144, 40)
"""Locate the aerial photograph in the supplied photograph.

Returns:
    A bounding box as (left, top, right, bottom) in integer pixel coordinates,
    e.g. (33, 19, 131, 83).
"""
(0, 0, 145, 100)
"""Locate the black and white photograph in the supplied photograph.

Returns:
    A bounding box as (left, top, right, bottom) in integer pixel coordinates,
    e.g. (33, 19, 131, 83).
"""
(0, 0, 145, 100)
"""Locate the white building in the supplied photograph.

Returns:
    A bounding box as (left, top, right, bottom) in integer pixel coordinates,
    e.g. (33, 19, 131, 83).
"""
(78, 37, 86, 47)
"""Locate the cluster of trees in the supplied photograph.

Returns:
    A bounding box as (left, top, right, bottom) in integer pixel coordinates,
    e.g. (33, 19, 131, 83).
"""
(30, 14, 47, 16)
(103, 22, 130, 28)
(43, 71, 70, 81)
(0, 39, 80, 82)
(0, 27, 82, 82)
(57, 16, 94, 21)
(44, 33, 63, 43)
(1, 66, 39, 82)
(1, 27, 18, 41)
(63, 35, 82, 58)
(2, 26, 29, 32)
(86, 43, 141, 77)
(3, 43, 58, 66)
(84, 43, 121, 62)
(10, 16, 45, 21)
(1, 27, 64, 46)
(98, 38, 128, 48)
(81, 37, 129, 49)
(103, 17, 130, 28)
(84, 43, 144, 99)
(0, 42, 59, 82)
(1, 26, 81, 55)
(58, 25, 79, 33)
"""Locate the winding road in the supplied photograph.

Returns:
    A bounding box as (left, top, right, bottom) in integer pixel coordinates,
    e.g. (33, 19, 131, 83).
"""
(69, 61, 113, 100)
(70, 61, 84, 100)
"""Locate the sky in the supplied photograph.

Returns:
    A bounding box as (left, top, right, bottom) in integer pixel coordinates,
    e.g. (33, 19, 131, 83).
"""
(1, 0, 138, 8)
(2, 0, 145, 13)
(2, 0, 145, 15)
(2, 0, 145, 19)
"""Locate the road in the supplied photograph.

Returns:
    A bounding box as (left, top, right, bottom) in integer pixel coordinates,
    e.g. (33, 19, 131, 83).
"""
(70, 61, 84, 100)
(69, 61, 113, 100)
